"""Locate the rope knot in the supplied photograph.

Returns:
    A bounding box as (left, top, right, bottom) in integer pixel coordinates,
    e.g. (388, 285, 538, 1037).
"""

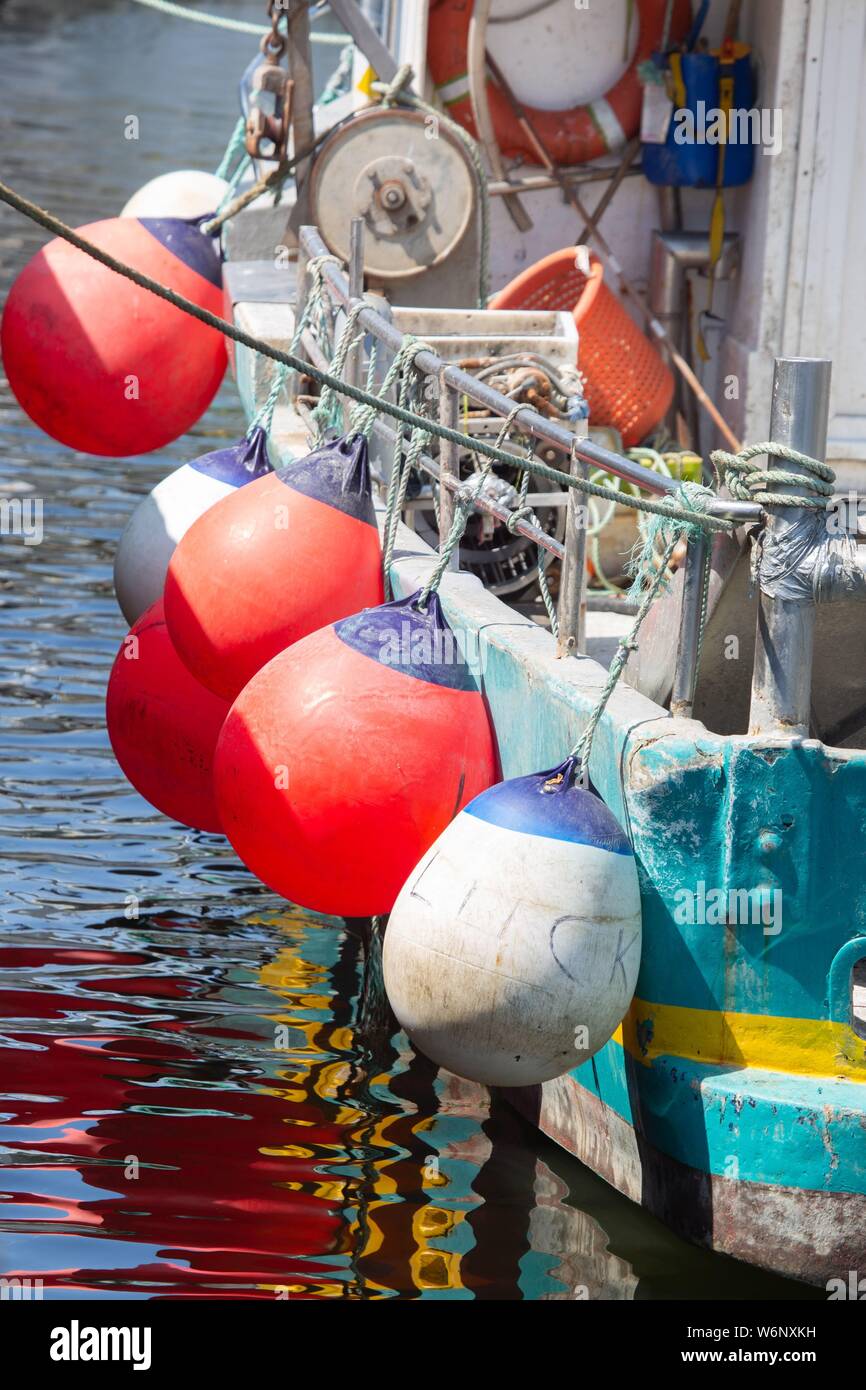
(505, 504, 534, 534)
(710, 441, 835, 510)
(306, 252, 343, 280)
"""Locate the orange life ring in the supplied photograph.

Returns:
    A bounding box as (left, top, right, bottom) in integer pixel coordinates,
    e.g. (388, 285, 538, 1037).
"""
(427, 0, 692, 166)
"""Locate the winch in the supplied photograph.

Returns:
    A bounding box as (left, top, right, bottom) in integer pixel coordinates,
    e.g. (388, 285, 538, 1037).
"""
(310, 106, 481, 306)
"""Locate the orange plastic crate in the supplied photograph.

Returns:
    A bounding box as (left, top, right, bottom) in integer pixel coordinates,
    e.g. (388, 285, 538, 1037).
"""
(491, 249, 674, 447)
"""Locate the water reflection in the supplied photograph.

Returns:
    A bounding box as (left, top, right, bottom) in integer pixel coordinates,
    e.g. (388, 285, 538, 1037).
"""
(0, 908, 629, 1299)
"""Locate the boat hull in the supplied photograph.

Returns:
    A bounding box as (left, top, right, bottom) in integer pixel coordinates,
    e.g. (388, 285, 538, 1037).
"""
(507, 1062, 866, 1287)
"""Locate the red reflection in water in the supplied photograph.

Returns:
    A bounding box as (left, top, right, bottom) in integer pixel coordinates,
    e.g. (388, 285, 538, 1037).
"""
(0, 948, 353, 1299)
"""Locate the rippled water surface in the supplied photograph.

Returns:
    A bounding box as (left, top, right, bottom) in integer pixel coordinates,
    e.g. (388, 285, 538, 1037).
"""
(0, 0, 820, 1300)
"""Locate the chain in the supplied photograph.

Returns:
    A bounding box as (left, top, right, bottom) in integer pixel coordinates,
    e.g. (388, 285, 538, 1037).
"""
(264, 0, 287, 57)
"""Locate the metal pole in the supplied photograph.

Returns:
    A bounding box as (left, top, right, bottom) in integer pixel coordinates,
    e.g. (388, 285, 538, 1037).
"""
(344, 218, 365, 427)
(327, 0, 402, 83)
(556, 449, 588, 656)
(748, 357, 832, 737)
(574, 136, 640, 246)
(289, 238, 309, 404)
(671, 532, 709, 718)
(486, 166, 643, 197)
(285, 0, 316, 240)
(438, 375, 460, 568)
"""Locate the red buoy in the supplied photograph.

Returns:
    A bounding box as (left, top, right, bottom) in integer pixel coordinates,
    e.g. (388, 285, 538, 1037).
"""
(106, 599, 230, 833)
(164, 434, 384, 701)
(1, 218, 226, 456)
(214, 591, 499, 916)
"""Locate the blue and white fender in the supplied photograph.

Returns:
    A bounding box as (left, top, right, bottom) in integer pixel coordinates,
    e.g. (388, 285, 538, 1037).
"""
(383, 758, 642, 1088)
(113, 426, 272, 625)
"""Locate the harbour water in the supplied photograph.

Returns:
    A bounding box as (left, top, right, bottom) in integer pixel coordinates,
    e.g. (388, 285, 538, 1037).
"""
(0, 0, 821, 1300)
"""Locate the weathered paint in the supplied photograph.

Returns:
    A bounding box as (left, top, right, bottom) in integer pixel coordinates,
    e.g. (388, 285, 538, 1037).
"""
(234, 298, 866, 1284)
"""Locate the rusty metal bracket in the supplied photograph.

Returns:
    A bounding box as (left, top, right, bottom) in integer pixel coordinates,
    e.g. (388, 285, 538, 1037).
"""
(244, 6, 294, 163)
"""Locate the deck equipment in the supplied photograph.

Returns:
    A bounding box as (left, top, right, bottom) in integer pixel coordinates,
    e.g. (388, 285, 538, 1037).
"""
(492, 249, 674, 446)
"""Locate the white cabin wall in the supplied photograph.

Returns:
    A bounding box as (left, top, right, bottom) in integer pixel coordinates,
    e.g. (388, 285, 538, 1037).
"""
(783, 0, 866, 473)
(719, 0, 809, 449)
(719, 0, 866, 473)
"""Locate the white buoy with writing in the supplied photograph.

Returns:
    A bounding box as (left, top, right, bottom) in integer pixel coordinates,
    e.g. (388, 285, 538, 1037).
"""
(383, 757, 642, 1087)
(121, 171, 229, 221)
(113, 427, 272, 625)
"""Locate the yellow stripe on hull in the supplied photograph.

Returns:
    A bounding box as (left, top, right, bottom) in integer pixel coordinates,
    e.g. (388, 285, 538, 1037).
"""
(613, 998, 866, 1082)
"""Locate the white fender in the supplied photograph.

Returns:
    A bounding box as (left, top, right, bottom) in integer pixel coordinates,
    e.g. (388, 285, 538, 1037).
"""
(114, 429, 272, 625)
(121, 171, 229, 221)
(383, 763, 642, 1087)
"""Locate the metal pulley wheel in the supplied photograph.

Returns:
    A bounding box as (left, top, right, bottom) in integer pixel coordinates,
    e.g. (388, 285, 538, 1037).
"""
(310, 107, 477, 280)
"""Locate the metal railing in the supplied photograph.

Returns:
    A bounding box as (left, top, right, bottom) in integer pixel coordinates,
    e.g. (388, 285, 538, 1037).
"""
(295, 223, 764, 709)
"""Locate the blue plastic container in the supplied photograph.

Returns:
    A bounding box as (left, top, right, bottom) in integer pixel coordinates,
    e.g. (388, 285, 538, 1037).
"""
(642, 48, 756, 188)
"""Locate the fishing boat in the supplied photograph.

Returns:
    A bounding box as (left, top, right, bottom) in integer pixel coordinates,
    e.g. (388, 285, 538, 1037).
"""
(221, 0, 866, 1288)
(3, 0, 865, 1294)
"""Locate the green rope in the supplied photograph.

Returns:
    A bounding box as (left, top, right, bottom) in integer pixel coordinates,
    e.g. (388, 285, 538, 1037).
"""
(506, 467, 559, 638)
(694, 535, 712, 676)
(0, 178, 734, 536)
(710, 442, 834, 508)
(416, 473, 489, 611)
(212, 114, 253, 221)
(381, 346, 434, 588)
(591, 449, 673, 594)
(624, 480, 716, 604)
(246, 274, 326, 440)
(416, 409, 526, 610)
(248, 362, 288, 438)
(379, 65, 491, 308)
(215, 148, 253, 215)
(214, 114, 247, 181)
(562, 480, 718, 780)
(320, 41, 355, 106)
(560, 445, 836, 784)
(349, 336, 431, 440)
(128, 0, 349, 43)
(385, 427, 432, 588)
(569, 532, 681, 777)
(311, 301, 368, 439)
(364, 339, 379, 396)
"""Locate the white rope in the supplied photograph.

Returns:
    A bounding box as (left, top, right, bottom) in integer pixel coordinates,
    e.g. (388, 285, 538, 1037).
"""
(129, 0, 350, 44)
